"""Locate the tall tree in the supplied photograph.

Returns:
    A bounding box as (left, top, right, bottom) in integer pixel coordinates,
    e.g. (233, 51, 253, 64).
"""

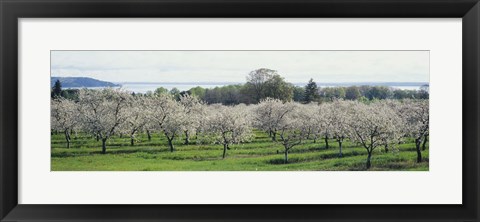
(303, 78, 318, 103)
(345, 86, 361, 100)
(170, 87, 181, 100)
(154, 87, 169, 96)
(292, 86, 305, 102)
(418, 85, 430, 99)
(52, 80, 62, 98)
(264, 74, 294, 102)
(245, 68, 276, 103)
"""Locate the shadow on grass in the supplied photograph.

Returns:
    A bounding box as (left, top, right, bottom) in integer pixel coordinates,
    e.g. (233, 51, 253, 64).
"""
(51, 152, 93, 158)
(267, 150, 365, 165)
(267, 158, 303, 165)
(89, 148, 170, 155)
(51, 147, 171, 157)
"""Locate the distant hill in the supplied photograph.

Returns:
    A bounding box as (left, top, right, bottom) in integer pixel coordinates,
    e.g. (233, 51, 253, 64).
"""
(51, 77, 120, 88)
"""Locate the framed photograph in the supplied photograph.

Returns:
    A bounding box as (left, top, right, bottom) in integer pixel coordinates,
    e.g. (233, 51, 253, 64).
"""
(1, 0, 479, 221)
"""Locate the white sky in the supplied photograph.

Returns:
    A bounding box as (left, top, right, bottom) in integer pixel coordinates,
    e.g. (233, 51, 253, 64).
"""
(51, 51, 429, 83)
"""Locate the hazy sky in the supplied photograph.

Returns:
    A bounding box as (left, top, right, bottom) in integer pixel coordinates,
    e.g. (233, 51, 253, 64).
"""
(51, 51, 429, 83)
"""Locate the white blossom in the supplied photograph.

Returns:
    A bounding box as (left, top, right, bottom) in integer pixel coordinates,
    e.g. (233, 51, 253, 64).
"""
(398, 99, 429, 162)
(51, 97, 78, 148)
(78, 88, 131, 154)
(348, 101, 403, 169)
(203, 104, 253, 158)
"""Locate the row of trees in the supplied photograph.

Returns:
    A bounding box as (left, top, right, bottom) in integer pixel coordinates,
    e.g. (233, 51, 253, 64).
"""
(51, 69, 429, 105)
(167, 69, 429, 104)
(251, 98, 429, 168)
(51, 80, 78, 100)
(51, 88, 429, 169)
(182, 83, 429, 105)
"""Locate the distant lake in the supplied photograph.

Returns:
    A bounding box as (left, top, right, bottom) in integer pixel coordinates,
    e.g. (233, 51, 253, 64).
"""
(317, 85, 423, 91)
(65, 83, 233, 93)
(65, 82, 425, 93)
(120, 83, 231, 93)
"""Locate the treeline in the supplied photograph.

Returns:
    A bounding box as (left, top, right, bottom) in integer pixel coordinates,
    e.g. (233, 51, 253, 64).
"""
(51, 68, 429, 104)
(51, 80, 79, 100)
(153, 69, 429, 105)
(185, 83, 429, 105)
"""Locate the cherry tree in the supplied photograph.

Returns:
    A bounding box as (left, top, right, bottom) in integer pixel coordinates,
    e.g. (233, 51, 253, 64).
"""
(378, 99, 408, 153)
(178, 94, 206, 145)
(51, 97, 78, 148)
(316, 103, 334, 149)
(422, 132, 429, 151)
(275, 103, 309, 164)
(298, 104, 317, 141)
(328, 100, 353, 157)
(123, 96, 149, 146)
(145, 94, 183, 152)
(348, 101, 403, 169)
(253, 98, 296, 141)
(309, 104, 325, 144)
(160, 102, 186, 152)
(204, 104, 253, 159)
(78, 88, 130, 154)
(399, 99, 429, 162)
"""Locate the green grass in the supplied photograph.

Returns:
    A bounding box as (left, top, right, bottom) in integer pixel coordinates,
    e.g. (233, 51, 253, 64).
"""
(51, 130, 429, 171)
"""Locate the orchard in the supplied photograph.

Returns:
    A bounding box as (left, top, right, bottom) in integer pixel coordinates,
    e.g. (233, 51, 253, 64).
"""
(51, 88, 429, 171)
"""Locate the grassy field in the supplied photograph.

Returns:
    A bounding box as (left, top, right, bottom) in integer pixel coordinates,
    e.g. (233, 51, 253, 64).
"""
(51, 130, 429, 171)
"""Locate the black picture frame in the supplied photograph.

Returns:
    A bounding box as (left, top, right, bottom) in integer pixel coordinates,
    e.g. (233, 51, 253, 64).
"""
(1, 0, 479, 221)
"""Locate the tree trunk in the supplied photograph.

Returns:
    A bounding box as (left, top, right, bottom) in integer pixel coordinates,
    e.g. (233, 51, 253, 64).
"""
(366, 151, 372, 169)
(96, 134, 100, 142)
(284, 149, 289, 164)
(422, 135, 428, 151)
(222, 144, 228, 159)
(129, 130, 137, 146)
(338, 140, 343, 157)
(101, 138, 107, 154)
(272, 131, 277, 142)
(384, 144, 389, 153)
(325, 137, 329, 149)
(184, 131, 190, 145)
(147, 130, 151, 141)
(64, 130, 70, 149)
(167, 138, 174, 152)
(416, 138, 422, 163)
